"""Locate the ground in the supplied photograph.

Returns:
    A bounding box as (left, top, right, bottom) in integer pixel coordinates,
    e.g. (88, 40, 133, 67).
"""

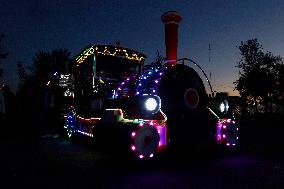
(1, 115, 284, 188)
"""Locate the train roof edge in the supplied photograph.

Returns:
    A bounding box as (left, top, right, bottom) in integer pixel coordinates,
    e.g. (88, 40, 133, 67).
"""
(75, 44, 147, 66)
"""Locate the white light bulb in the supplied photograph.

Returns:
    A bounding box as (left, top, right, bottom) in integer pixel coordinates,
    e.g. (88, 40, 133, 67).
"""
(145, 98, 158, 111)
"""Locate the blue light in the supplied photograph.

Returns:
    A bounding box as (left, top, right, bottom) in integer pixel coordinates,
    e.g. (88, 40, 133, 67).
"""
(135, 67, 164, 96)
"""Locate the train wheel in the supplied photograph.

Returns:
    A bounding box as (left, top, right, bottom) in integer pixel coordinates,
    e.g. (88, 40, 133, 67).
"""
(131, 125, 160, 159)
(214, 119, 240, 156)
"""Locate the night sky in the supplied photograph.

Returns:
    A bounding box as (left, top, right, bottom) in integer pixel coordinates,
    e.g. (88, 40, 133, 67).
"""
(1, 0, 284, 96)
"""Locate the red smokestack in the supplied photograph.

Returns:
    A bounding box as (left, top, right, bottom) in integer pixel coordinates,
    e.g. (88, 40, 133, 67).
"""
(161, 11, 182, 65)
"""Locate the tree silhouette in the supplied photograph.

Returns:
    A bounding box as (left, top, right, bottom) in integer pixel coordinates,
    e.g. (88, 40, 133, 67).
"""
(17, 61, 28, 84)
(150, 50, 166, 67)
(0, 35, 8, 78)
(17, 48, 73, 114)
(234, 38, 283, 113)
(270, 57, 284, 113)
(18, 48, 72, 86)
(17, 48, 73, 139)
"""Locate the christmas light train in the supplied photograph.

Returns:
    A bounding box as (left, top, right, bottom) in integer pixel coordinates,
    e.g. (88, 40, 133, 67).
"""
(63, 11, 239, 159)
(64, 52, 239, 159)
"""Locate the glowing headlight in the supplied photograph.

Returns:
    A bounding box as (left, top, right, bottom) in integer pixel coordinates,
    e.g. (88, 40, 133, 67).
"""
(220, 102, 225, 113)
(220, 100, 229, 113)
(145, 98, 158, 111)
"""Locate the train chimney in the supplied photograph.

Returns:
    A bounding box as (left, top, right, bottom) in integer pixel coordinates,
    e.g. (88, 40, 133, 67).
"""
(161, 11, 182, 65)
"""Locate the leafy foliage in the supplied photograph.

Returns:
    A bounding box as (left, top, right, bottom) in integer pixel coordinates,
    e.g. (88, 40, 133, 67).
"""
(234, 38, 284, 113)
(32, 49, 72, 84)
(18, 48, 72, 86)
(17, 61, 28, 83)
(150, 50, 166, 67)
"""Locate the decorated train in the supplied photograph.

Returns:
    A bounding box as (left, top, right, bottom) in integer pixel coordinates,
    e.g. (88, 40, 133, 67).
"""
(63, 11, 239, 159)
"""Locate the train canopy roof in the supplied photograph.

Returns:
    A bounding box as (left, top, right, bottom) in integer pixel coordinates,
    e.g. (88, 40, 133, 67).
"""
(75, 45, 147, 65)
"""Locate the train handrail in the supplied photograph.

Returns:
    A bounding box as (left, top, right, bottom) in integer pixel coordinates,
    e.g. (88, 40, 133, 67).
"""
(176, 58, 214, 96)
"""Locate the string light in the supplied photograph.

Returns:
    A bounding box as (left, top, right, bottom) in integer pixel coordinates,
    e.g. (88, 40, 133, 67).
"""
(215, 118, 239, 147)
(76, 45, 146, 65)
(135, 66, 164, 96)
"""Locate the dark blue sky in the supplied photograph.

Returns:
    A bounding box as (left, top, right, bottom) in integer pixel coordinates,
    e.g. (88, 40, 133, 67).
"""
(1, 0, 284, 95)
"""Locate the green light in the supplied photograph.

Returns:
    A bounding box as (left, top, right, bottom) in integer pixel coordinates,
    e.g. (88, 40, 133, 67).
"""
(207, 107, 220, 119)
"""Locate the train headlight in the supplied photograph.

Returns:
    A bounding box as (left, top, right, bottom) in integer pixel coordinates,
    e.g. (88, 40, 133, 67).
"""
(220, 100, 229, 113)
(220, 102, 225, 113)
(141, 95, 161, 114)
(145, 98, 158, 111)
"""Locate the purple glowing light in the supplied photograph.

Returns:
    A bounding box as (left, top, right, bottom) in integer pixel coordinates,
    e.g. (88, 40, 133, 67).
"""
(217, 134, 221, 140)
(156, 126, 167, 146)
(139, 155, 144, 159)
(216, 118, 239, 146)
(131, 132, 136, 137)
(149, 154, 154, 158)
(131, 145, 136, 151)
(217, 122, 222, 128)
